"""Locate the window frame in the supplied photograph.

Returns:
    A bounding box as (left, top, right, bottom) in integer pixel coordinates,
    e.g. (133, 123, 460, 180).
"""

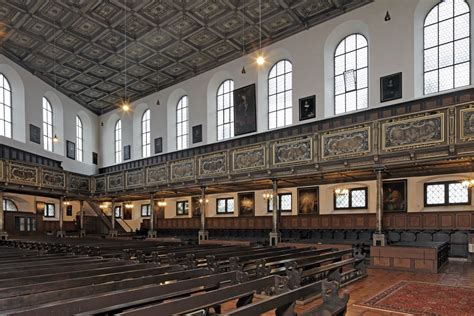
(217, 79, 234, 140)
(141, 109, 151, 158)
(42, 97, 54, 152)
(3, 199, 18, 212)
(114, 205, 122, 218)
(216, 197, 234, 214)
(176, 96, 189, 150)
(44, 203, 55, 218)
(114, 119, 122, 163)
(76, 116, 83, 162)
(0, 73, 12, 138)
(176, 200, 189, 216)
(424, 181, 471, 207)
(267, 193, 292, 213)
(268, 59, 293, 130)
(334, 187, 368, 210)
(141, 204, 151, 217)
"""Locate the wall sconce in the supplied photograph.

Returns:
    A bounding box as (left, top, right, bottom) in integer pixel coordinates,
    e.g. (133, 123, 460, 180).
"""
(462, 179, 474, 188)
(63, 201, 71, 206)
(199, 198, 209, 204)
(53, 134, 59, 143)
(262, 192, 273, 201)
(124, 203, 133, 209)
(99, 203, 108, 209)
(157, 200, 167, 207)
(335, 188, 349, 195)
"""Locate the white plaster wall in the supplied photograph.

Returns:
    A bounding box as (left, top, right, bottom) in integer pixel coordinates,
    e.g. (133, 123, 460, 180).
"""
(0, 55, 100, 175)
(99, 0, 474, 168)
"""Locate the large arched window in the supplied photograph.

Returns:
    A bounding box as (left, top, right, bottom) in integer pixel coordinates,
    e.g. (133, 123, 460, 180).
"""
(42, 97, 53, 152)
(176, 96, 188, 150)
(424, 0, 470, 94)
(217, 79, 234, 140)
(76, 116, 83, 162)
(114, 119, 122, 163)
(334, 34, 368, 115)
(0, 73, 12, 138)
(268, 60, 292, 129)
(3, 199, 18, 212)
(142, 109, 151, 157)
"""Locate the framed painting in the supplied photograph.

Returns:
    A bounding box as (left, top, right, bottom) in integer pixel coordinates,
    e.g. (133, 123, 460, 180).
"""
(124, 145, 131, 161)
(383, 180, 407, 212)
(298, 187, 319, 214)
(192, 125, 202, 143)
(380, 72, 402, 102)
(66, 205, 73, 216)
(29, 124, 41, 144)
(233, 84, 257, 136)
(66, 141, 76, 160)
(191, 196, 201, 217)
(154, 137, 163, 154)
(36, 201, 45, 215)
(92, 152, 98, 165)
(238, 192, 255, 216)
(299, 95, 316, 121)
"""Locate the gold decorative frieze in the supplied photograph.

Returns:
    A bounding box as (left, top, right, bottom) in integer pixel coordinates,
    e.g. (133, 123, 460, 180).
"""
(459, 107, 474, 142)
(69, 174, 90, 191)
(108, 173, 124, 191)
(273, 136, 313, 166)
(382, 113, 445, 152)
(146, 164, 168, 185)
(8, 162, 38, 186)
(232, 145, 266, 172)
(42, 169, 65, 189)
(199, 153, 227, 177)
(95, 176, 106, 193)
(171, 159, 195, 181)
(321, 126, 371, 160)
(126, 169, 144, 188)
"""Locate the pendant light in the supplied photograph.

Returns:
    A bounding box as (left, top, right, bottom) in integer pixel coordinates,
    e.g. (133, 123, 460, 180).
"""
(121, 1, 130, 112)
(241, 0, 247, 74)
(53, 22, 59, 144)
(256, 0, 265, 66)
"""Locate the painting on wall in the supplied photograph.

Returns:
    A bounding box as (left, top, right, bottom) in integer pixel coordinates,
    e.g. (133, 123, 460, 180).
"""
(380, 72, 402, 102)
(36, 202, 45, 215)
(66, 205, 73, 216)
(192, 125, 202, 143)
(233, 84, 257, 136)
(299, 95, 316, 121)
(123, 207, 132, 220)
(29, 124, 41, 144)
(238, 192, 255, 216)
(191, 196, 201, 217)
(298, 187, 319, 214)
(383, 180, 407, 212)
(124, 145, 131, 161)
(66, 141, 76, 160)
(154, 137, 163, 154)
(93, 152, 98, 165)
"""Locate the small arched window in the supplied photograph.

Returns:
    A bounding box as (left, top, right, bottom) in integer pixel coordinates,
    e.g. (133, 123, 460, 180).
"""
(42, 97, 54, 152)
(268, 60, 292, 129)
(142, 109, 151, 157)
(176, 96, 189, 150)
(0, 73, 12, 138)
(334, 33, 368, 115)
(424, 0, 470, 94)
(76, 116, 83, 162)
(114, 119, 122, 163)
(3, 199, 18, 212)
(217, 79, 234, 140)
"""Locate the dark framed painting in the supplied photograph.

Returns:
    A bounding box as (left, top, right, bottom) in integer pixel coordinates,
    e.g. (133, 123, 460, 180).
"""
(124, 145, 131, 161)
(380, 72, 402, 102)
(192, 125, 202, 144)
(123, 207, 132, 220)
(299, 95, 316, 121)
(66, 141, 76, 160)
(29, 124, 41, 144)
(92, 152, 98, 165)
(66, 205, 73, 216)
(154, 137, 163, 154)
(36, 201, 45, 215)
(234, 84, 257, 136)
(298, 187, 319, 214)
(383, 180, 407, 212)
(238, 192, 255, 216)
(191, 196, 201, 217)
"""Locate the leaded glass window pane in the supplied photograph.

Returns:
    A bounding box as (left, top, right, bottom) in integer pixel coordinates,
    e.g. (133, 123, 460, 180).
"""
(268, 60, 292, 129)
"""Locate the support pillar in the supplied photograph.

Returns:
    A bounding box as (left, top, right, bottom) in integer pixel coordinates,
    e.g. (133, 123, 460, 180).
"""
(198, 187, 208, 243)
(56, 196, 65, 238)
(79, 200, 86, 237)
(0, 191, 8, 240)
(269, 179, 280, 246)
(148, 193, 157, 238)
(373, 166, 386, 246)
(108, 199, 118, 237)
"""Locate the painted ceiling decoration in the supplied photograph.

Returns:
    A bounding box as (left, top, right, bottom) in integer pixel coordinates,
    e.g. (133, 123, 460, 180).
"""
(0, 0, 371, 114)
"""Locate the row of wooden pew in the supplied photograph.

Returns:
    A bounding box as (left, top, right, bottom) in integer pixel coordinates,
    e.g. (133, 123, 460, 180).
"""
(0, 238, 367, 315)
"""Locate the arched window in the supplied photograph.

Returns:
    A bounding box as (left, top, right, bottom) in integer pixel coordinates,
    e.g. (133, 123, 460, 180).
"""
(76, 116, 83, 162)
(3, 199, 18, 212)
(42, 97, 53, 152)
(217, 79, 234, 140)
(424, 0, 470, 94)
(114, 119, 122, 163)
(334, 34, 368, 115)
(142, 109, 151, 157)
(268, 60, 292, 129)
(0, 73, 12, 138)
(176, 96, 188, 150)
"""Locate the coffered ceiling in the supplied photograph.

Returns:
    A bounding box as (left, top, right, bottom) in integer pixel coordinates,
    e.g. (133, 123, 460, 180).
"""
(0, 0, 371, 114)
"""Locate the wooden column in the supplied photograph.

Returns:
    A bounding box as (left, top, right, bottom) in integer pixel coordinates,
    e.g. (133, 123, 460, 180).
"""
(109, 199, 117, 237)
(269, 179, 280, 246)
(373, 166, 386, 246)
(0, 191, 7, 240)
(148, 193, 157, 238)
(57, 196, 65, 237)
(79, 200, 86, 237)
(198, 186, 208, 243)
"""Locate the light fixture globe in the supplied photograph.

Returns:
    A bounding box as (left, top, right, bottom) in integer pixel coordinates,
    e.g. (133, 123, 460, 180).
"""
(256, 55, 265, 65)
